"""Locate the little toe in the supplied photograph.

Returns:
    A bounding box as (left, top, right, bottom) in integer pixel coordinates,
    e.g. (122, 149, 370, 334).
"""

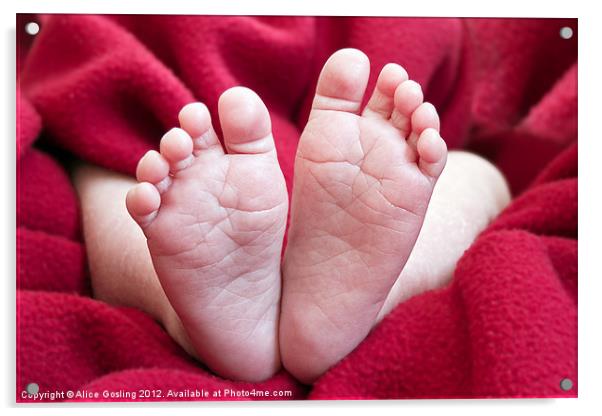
(136, 150, 171, 193)
(218, 86, 276, 155)
(407, 102, 440, 150)
(159, 127, 195, 172)
(363, 63, 408, 119)
(126, 182, 161, 227)
(417, 128, 447, 179)
(178, 102, 222, 154)
(390, 80, 424, 137)
(311, 48, 370, 115)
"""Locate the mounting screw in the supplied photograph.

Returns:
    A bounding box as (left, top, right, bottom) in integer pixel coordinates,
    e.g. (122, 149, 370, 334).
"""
(560, 378, 573, 391)
(26, 382, 39, 395)
(25, 22, 40, 36)
(559, 27, 573, 40)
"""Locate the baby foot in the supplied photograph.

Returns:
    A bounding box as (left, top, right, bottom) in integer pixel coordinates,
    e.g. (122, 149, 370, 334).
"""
(280, 49, 447, 383)
(125, 87, 288, 381)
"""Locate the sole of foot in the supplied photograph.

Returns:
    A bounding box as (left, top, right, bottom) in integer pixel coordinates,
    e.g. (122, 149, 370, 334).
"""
(126, 87, 288, 382)
(280, 48, 447, 383)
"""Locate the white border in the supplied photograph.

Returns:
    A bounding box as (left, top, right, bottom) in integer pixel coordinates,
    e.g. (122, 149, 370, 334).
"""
(3, 1, 600, 415)
(8, 0, 581, 17)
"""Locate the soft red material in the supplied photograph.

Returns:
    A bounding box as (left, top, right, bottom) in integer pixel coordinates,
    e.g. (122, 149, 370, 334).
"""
(17, 15, 577, 401)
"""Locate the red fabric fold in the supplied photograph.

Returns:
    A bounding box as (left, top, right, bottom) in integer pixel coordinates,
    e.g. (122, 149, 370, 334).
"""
(16, 15, 577, 401)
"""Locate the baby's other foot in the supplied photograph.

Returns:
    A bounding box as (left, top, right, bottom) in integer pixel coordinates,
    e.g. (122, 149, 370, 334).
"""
(280, 49, 447, 383)
(126, 88, 288, 381)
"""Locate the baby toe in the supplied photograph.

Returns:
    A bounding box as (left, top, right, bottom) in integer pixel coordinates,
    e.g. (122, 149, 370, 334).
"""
(417, 128, 447, 179)
(390, 80, 424, 137)
(218, 86, 276, 155)
(178, 102, 222, 153)
(126, 182, 161, 227)
(411, 102, 440, 134)
(160, 127, 195, 172)
(136, 150, 171, 193)
(407, 102, 440, 151)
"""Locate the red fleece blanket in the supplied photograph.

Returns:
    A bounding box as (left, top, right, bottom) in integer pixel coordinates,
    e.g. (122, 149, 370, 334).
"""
(17, 15, 577, 401)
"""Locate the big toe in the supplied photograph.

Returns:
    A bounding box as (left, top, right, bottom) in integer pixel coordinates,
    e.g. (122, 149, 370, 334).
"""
(311, 48, 370, 115)
(218, 86, 276, 155)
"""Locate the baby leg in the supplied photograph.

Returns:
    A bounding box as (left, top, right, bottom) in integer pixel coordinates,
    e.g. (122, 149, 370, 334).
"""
(377, 150, 511, 320)
(72, 163, 195, 356)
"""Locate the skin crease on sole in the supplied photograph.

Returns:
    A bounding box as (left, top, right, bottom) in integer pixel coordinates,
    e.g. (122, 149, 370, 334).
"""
(280, 48, 448, 384)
